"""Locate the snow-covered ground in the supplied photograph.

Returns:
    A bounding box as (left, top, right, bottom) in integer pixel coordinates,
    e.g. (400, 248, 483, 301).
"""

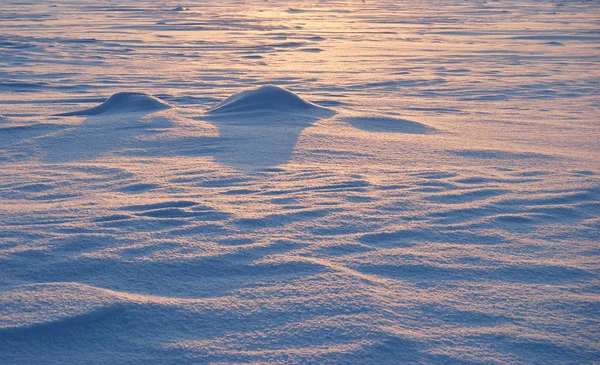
(1, 0, 599, 363)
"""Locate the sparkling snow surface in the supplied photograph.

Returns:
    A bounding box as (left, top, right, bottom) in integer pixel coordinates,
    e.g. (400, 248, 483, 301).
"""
(0, 0, 599, 364)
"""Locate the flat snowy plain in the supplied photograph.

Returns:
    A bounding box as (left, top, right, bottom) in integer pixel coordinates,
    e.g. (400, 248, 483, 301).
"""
(1, 0, 599, 364)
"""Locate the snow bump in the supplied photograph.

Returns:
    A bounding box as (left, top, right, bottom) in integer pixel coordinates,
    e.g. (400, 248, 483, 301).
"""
(209, 85, 332, 115)
(58, 92, 171, 116)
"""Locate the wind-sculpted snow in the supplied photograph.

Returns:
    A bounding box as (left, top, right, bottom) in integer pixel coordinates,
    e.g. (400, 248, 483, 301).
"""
(345, 116, 435, 134)
(204, 85, 335, 169)
(1, 0, 599, 364)
(0, 283, 121, 330)
(1, 163, 598, 364)
(209, 85, 333, 117)
(58, 92, 171, 116)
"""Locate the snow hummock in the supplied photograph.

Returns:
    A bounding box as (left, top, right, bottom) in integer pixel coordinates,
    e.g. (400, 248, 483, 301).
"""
(204, 85, 335, 169)
(209, 85, 331, 115)
(58, 92, 171, 116)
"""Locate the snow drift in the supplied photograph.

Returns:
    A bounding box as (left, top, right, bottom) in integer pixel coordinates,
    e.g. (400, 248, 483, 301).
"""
(209, 85, 332, 116)
(204, 85, 335, 169)
(58, 92, 171, 116)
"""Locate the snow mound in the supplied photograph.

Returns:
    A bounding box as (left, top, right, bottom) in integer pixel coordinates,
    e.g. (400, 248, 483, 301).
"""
(203, 85, 335, 169)
(58, 92, 171, 116)
(209, 85, 331, 115)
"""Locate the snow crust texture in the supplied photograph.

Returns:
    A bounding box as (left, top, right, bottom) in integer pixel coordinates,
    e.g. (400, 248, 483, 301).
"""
(0, 0, 599, 364)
